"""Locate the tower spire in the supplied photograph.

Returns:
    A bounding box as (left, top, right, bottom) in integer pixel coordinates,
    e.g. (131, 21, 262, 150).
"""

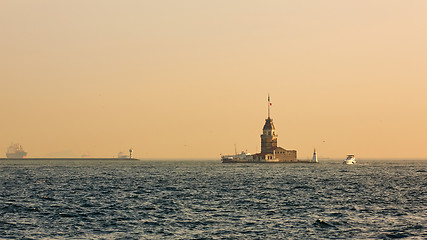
(268, 94, 271, 119)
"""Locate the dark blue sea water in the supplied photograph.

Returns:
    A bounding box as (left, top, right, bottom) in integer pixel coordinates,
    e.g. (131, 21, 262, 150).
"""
(1, 159, 426, 239)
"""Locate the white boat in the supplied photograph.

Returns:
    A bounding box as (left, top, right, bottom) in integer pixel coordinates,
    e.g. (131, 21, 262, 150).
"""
(343, 154, 356, 164)
(311, 148, 318, 163)
(221, 151, 254, 163)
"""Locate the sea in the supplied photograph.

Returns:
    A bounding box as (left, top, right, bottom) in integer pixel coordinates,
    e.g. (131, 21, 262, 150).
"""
(0, 159, 426, 239)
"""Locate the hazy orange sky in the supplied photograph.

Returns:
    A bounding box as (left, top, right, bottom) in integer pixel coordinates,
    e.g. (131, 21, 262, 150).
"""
(1, 1, 426, 159)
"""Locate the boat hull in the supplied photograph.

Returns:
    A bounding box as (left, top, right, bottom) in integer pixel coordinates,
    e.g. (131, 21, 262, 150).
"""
(6, 152, 27, 159)
(343, 159, 356, 164)
(343, 154, 356, 164)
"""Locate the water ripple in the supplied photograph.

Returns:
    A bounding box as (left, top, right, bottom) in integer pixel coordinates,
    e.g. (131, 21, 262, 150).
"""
(0, 160, 426, 239)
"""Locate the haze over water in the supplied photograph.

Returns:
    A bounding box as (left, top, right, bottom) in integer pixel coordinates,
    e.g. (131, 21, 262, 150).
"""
(1, 159, 426, 239)
(2, 1, 427, 159)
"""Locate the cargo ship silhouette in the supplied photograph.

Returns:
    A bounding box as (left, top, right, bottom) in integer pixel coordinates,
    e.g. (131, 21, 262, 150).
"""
(6, 143, 27, 158)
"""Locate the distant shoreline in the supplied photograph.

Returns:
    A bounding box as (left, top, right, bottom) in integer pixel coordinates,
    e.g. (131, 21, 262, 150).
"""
(0, 158, 139, 161)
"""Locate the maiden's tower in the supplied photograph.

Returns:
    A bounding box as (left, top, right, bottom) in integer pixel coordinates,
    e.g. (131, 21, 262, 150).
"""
(221, 95, 297, 163)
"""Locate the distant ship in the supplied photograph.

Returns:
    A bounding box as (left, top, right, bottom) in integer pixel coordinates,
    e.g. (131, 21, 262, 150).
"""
(343, 154, 356, 164)
(311, 148, 318, 163)
(0, 145, 138, 161)
(6, 143, 27, 158)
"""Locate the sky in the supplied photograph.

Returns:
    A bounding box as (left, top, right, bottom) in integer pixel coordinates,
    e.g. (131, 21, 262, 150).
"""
(1, 1, 426, 159)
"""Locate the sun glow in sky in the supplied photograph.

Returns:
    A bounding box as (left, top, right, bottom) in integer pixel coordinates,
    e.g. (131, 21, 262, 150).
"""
(1, 1, 427, 159)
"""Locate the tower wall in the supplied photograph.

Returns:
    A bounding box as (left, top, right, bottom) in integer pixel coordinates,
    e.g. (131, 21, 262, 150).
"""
(275, 148, 297, 162)
(261, 135, 277, 153)
(261, 117, 277, 153)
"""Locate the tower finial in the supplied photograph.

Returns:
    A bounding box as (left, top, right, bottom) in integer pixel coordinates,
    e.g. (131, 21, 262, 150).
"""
(268, 94, 271, 119)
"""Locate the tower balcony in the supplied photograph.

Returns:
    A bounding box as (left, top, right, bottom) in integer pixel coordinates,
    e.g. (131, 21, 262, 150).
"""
(261, 134, 278, 137)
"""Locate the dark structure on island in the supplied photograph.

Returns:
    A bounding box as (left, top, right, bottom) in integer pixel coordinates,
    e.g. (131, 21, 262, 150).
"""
(221, 95, 297, 163)
(253, 114, 297, 162)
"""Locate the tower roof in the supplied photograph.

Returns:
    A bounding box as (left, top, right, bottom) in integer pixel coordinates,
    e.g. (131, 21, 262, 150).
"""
(263, 117, 275, 130)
